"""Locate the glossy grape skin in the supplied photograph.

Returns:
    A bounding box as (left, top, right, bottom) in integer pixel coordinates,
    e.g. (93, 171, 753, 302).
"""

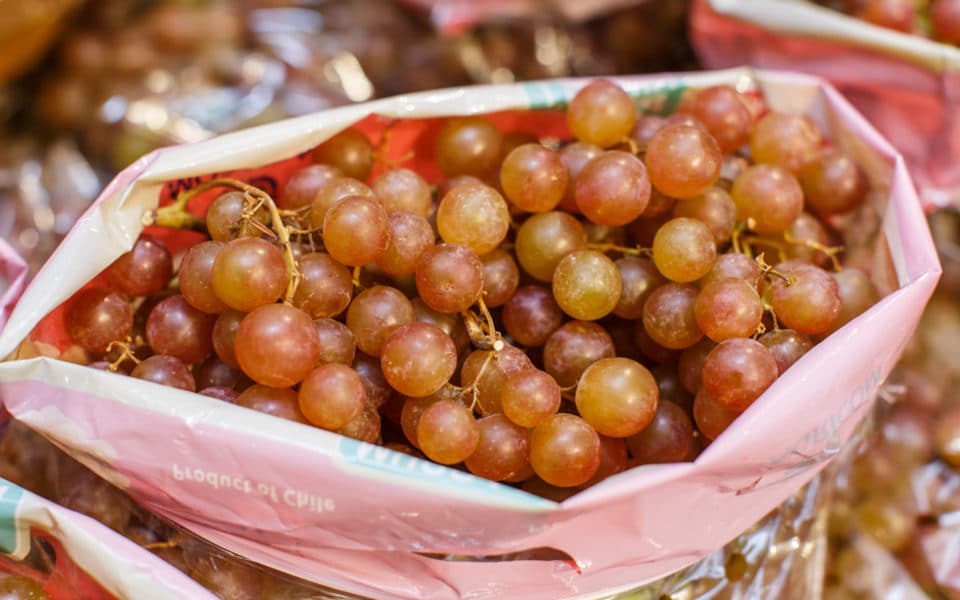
(212, 310, 244, 369)
(480, 249, 520, 308)
(567, 79, 636, 148)
(206, 191, 270, 242)
(693, 389, 741, 441)
(417, 399, 480, 464)
(502, 285, 565, 347)
(530, 414, 601, 487)
(400, 395, 438, 448)
(298, 364, 366, 430)
(831, 268, 880, 331)
(381, 323, 457, 398)
(652, 217, 717, 283)
(731, 164, 804, 235)
(314, 318, 356, 366)
(652, 364, 694, 412)
(345, 286, 414, 357)
(677, 338, 715, 395)
(781, 212, 831, 267)
(679, 85, 752, 153)
(515, 211, 587, 281)
(353, 352, 395, 409)
(131, 355, 195, 392)
(411, 298, 470, 358)
(323, 195, 391, 267)
(212, 238, 287, 312)
(627, 400, 695, 464)
(695, 278, 763, 342)
(758, 329, 814, 375)
(309, 177, 374, 227)
(769, 262, 842, 335)
(552, 250, 622, 321)
(464, 414, 531, 481)
(179, 241, 228, 314)
(645, 125, 722, 199)
(292, 252, 353, 318)
(750, 112, 822, 174)
(701, 338, 779, 411)
(642, 283, 703, 350)
(640, 189, 676, 219)
(576, 358, 659, 438)
(436, 182, 510, 255)
(799, 150, 867, 216)
(701, 253, 762, 289)
(66, 288, 133, 354)
(543, 320, 615, 387)
(312, 128, 374, 180)
(237, 385, 308, 424)
(281, 164, 343, 210)
(613, 257, 664, 319)
(145, 295, 216, 365)
(558, 142, 603, 213)
(235, 304, 320, 388)
(436, 116, 503, 177)
(935, 408, 960, 467)
(415, 243, 483, 314)
(575, 151, 651, 226)
(106, 235, 172, 297)
(338, 401, 382, 443)
(373, 168, 433, 216)
(671, 187, 737, 246)
(195, 354, 249, 390)
(933, 0, 960, 43)
(375, 211, 435, 277)
(858, 0, 915, 32)
(199, 386, 240, 402)
(501, 369, 561, 428)
(500, 144, 568, 212)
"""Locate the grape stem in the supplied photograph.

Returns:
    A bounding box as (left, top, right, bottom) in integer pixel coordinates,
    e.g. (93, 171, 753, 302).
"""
(373, 120, 415, 170)
(586, 242, 647, 257)
(352, 266, 364, 290)
(105, 337, 143, 371)
(461, 296, 504, 352)
(755, 253, 792, 286)
(761, 299, 780, 331)
(783, 231, 844, 271)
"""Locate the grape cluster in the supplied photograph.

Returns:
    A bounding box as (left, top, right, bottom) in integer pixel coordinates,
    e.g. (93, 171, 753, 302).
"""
(816, 0, 960, 43)
(52, 79, 880, 495)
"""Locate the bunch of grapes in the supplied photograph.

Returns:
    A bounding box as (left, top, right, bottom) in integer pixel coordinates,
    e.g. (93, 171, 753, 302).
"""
(50, 78, 881, 496)
(816, 0, 960, 44)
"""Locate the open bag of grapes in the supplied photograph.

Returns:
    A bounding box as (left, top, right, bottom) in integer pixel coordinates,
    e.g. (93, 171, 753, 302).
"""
(0, 67, 941, 598)
(690, 0, 960, 210)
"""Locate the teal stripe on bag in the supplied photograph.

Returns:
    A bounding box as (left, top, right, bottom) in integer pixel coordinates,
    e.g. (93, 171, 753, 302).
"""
(0, 481, 25, 554)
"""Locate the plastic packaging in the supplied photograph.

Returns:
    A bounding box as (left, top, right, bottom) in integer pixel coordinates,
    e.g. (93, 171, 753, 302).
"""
(0, 68, 940, 599)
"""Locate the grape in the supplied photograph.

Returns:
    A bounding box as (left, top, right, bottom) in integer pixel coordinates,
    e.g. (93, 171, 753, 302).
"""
(345, 286, 414, 357)
(415, 243, 483, 313)
(576, 357, 658, 437)
(701, 338, 779, 411)
(552, 250, 622, 320)
(195, 355, 249, 391)
(575, 151, 651, 226)
(585, 435, 630, 485)
(373, 168, 433, 216)
(212, 310, 244, 369)
(758, 329, 813, 374)
(131, 355, 195, 391)
(312, 128, 374, 180)
(626, 400, 695, 464)
(695, 278, 763, 342)
(437, 175, 484, 200)
(529, 414, 601, 487)
(417, 399, 479, 464)
(66, 288, 133, 354)
(935, 408, 960, 467)
(0, 577, 48, 599)
(783, 212, 831, 267)
(750, 112, 821, 174)
(353, 352, 395, 409)
(376, 211, 435, 276)
(401, 395, 437, 448)
(521, 477, 579, 501)
(106, 235, 172, 297)
(693, 389, 741, 441)
(730, 165, 803, 235)
(769, 262, 842, 335)
(855, 497, 916, 552)
(179, 241, 229, 314)
(613, 257, 664, 319)
(652, 364, 694, 412)
(639, 189, 676, 219)
(858, 0, 915, 32)
(543, 320, 615, 387)
(642, 283, 703, 350)
(381, 322, 457, 397)
(881, 404, 935, 464)
(500, 144, 568, 212)
(314, 318, 356, 366)
(199, 386, 239, 402)
(211, 238, 287, 312)
(309, 177, 374, 227)
(237, 385, 308, 424)
(323, 195, 391, 267)
(501, 369, 561, 428)
(502, 285, 565, 347)
(799, 150, 867, 216)
(679, 85, 752, 153)
(645, 125, 722, 199)
(701, 253, 762, 289)
(292, 252, 353, 318)
(282, 164, 343, 210)
(558, 142, 603, 213)
(298, 364, 366, 430)
(337, 400, 381, 443)
(831, 267, 879, 330)
(567, 79, 636, 148)
(411, 298, 470, 357)
(627, 214, 670, 247)
(206, 191, 270, 242)
(515, 211, 587, 281)
(235, 304, 320, 388)
(677, 338, 715, 395)
(652, 217, 717, 282)
(436, 116, 503, 177)
(436, 182, 510, 255)
(630, 115, 666, 150)
(464, 414, 531, 481)
(146, 295, 216, 364)
(460, 345, 533, 415)
(480, 249, 520, 308)
(933, 0, 960, 43)
(671, 187, 737, 246)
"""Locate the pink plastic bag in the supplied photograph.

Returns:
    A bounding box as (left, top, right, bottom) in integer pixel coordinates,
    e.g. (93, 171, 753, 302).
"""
(690, 0, 960, 210)
(0, 237, 27, 334)
(0, 69, 941, 599)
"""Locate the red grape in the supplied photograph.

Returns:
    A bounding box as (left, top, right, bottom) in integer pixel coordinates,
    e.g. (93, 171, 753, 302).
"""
(576, 357, 658, 437)
(131, 355, 195, 391)
(500, 144, 568, 212)
(645, 124, 722, 199)
(235, 304, 320, 388)
(66, 288, 133, 354)
(575, 151, 651, 226)
(464, 414, 530, 481)
(701, 338, 779, 411)
(567, 79, 636, 148)
(106, 235, 172, 297)
(530, 414, 601, 487)
(381, 322, 457, 397)
(146, 295, 216, 364)
(299, 364, 366, 430)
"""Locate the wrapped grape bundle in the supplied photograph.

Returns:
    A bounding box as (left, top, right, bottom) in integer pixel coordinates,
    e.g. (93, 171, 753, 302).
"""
(691, 0, 960, 210)
(0, 68, 940, 598)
